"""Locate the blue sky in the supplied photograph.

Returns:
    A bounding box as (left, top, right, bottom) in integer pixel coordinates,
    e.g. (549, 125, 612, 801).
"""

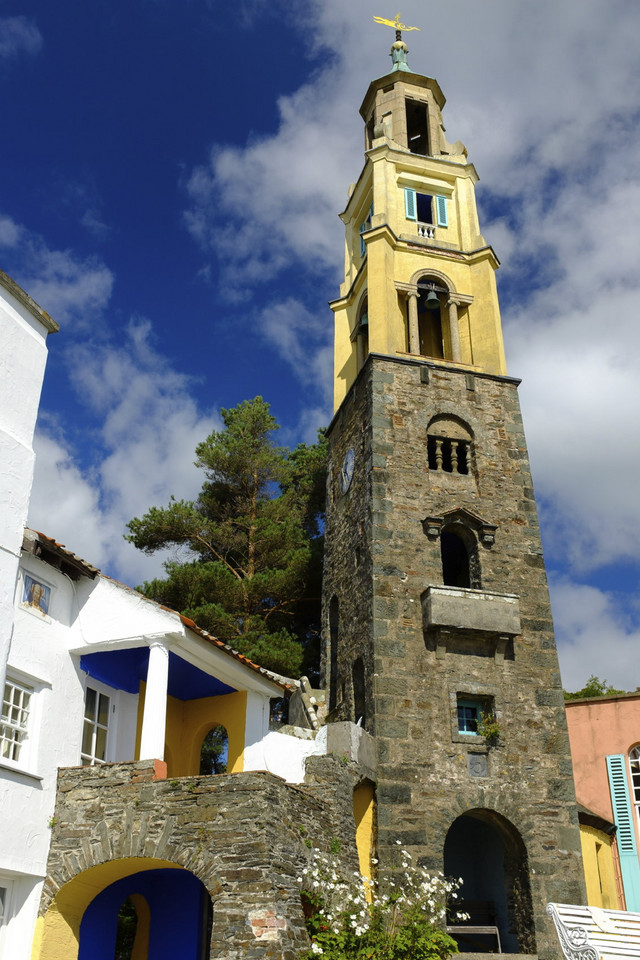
(2, 0, 640, 690)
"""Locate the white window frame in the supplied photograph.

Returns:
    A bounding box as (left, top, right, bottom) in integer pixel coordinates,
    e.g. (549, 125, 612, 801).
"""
(0, 877, 13, 955)
(0, 670, 44, 775)
(404, 187, 449, 227)
(629, 746, 640, 827)
(81, 679, 117, 766)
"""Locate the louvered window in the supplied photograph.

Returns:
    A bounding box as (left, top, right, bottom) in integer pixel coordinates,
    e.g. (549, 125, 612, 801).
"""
(404, 189, 448, 227)
(607, 753, 640, 910)
(359, 203, 373, 257)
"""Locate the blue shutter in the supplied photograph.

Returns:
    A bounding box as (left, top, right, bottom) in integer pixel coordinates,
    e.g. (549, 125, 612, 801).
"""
(405, 188, 417, 221)
(607, 754, 640, 910)
(436, 195, 448, 227)
(359, 204, 374, 257)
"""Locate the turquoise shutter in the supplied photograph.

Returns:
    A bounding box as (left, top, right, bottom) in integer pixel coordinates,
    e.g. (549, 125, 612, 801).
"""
(436, 195, 448, 227)
(405, 188, 417, 221)
(607, 754, 640, 910)
(359, 204, 374, 257)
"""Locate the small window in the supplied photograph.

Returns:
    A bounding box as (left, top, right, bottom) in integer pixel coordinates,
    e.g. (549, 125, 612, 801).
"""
(1, 678, 32, 764)
(457, 698, 482, 734)
(359, 204, 373, 257)
(405, 189, 448, 227)
(81, 686, 110, 765)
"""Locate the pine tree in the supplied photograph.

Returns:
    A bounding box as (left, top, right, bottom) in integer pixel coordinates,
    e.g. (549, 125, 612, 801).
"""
(126, 397, 327, 677)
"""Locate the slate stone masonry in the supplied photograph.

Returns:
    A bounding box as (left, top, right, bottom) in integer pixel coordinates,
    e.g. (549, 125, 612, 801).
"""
(322, 353, 586, 958)
(43, 758, 363, 959)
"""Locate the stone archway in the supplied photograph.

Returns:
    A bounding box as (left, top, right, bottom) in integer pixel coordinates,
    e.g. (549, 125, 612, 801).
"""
(444, 809, 536, 954)
(31, 858, 186, 960)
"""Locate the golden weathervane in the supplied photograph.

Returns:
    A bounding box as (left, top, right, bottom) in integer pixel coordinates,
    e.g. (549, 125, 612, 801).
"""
(373, 13, 421, 33)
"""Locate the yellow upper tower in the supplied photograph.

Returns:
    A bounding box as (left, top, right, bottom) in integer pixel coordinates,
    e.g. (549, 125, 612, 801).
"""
(331, 36, 507, 411)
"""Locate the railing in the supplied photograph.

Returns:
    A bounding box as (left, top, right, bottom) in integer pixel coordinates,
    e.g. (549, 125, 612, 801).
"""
(417, 222, 435, 239)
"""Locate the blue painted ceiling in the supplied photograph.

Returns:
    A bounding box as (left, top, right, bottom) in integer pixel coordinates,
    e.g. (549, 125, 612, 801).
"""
(80, 648, 236, 699)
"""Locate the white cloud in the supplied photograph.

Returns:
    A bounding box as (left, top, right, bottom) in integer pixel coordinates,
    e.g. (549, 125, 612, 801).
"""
(551, 577, 640, 692)
(29, 322, 222, 587)
(0, 16, 42, 61)
(0, 211, 113, 325)
(181, 0, 640, 678)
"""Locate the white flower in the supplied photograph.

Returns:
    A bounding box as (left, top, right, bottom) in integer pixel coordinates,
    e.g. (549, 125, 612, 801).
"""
(311, 942, 323, 955)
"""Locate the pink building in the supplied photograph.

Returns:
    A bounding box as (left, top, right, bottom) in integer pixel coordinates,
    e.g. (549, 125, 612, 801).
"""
(566, 693, 640, 910)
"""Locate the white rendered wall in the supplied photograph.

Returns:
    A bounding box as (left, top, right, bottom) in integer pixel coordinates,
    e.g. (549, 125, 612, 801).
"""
(250, 726, 328, 784)
(0, 282, 54, 702)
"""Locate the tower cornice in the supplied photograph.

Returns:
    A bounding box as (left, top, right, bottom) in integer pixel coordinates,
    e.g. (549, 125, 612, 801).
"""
(359, 71, 446, 121)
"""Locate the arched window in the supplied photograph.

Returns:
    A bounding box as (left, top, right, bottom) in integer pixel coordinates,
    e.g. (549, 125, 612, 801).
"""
(352, 658, 366, 726)
(329, 596, 339, 712)
(630, 746, 640, 825)
(441, 524, 480, 589)
(356, 295, 369, 371)
(200, 725, 228, 775)
(427, 414, 473, 476)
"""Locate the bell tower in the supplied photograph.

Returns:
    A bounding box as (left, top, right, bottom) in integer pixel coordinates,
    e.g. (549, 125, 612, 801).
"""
(323, 30, 585, 958)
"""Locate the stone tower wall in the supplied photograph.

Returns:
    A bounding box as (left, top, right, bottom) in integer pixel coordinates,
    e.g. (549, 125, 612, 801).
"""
(323, 354, 586, 957)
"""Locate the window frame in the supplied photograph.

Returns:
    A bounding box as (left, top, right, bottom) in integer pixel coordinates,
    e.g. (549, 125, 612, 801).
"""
(81, 680, 114, 766)
(404, 188, 448, 227)
(629, 745, 640, 827)
(457, 697, 482, 735)
(359, 203, 373, 257)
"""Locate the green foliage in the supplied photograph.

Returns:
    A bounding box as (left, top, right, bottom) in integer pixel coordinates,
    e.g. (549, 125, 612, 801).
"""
(477, 710, 500, 745)
(199, 724, 228, 775)
(126, 397, 327, 677)
(301, 846, 461, 960)
(564, 675, 628, 701)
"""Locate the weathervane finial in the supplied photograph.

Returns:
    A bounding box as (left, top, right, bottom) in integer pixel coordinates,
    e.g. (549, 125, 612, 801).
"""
(373, 12, 421, 41)
(373, 13, 419, 72)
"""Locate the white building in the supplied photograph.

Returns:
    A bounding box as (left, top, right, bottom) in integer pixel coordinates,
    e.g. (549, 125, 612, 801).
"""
(0, 271, 361, 960)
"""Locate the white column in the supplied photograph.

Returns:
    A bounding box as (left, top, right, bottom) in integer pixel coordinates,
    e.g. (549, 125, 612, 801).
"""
(139, 640, 170, 760)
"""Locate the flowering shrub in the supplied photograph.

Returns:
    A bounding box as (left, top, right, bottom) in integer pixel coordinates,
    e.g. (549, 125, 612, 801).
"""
(299, 843, 463, 959)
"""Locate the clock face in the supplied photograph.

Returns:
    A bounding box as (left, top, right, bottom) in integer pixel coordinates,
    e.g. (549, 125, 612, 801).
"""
(340, 448, 355, 494)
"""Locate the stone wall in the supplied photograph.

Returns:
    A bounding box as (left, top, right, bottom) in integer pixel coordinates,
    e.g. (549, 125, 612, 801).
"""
(42, 757, 364, 959)
(322, 354, 586, 958)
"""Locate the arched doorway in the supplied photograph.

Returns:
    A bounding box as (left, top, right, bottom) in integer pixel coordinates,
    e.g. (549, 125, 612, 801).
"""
(444, 810, 535, 954)
(79, 868, 212, 960)
(34, 860, 212, 960)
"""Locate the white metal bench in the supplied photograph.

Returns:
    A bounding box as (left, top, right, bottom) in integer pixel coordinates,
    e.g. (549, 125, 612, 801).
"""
(547, 903, 640, 959)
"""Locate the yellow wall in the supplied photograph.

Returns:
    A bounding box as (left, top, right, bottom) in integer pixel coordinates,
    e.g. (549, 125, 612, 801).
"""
(135, 683, 247, 777)
(353, 781, 376, 900)
(31, 858, 183, 960)
(580, 824, 621, 910)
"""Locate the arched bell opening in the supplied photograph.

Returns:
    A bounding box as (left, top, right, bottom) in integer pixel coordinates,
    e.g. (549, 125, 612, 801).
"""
(444, 810, 536, 954)
(417, 283, 444, 359)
